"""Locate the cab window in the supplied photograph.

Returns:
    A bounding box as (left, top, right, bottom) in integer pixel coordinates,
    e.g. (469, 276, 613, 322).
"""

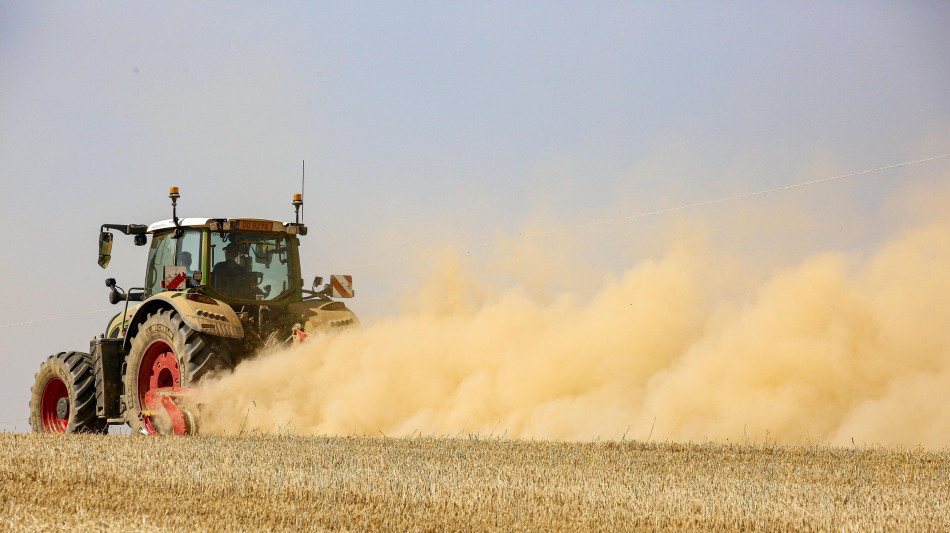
(176, 229, 202, 280)
(145, 232, 175, 297)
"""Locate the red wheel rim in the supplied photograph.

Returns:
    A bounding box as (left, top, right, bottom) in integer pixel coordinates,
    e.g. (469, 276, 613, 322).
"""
(138, 340, 182, 434)
(40, 377, 69, 433)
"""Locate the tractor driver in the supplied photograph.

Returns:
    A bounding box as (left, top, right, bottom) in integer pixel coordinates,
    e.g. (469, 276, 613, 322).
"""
(212, 242, 245, 295)
(180, 251, 194, 277)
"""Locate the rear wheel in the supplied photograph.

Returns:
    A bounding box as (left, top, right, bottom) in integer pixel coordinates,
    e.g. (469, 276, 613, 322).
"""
(123, 308, 235, 434)
(29, 352, 108, 434)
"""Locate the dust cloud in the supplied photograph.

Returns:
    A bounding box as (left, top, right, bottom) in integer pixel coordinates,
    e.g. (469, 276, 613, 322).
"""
(197, 191, 950, 447)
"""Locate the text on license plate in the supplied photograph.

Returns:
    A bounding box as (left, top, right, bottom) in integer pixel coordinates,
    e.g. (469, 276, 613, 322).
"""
(236, 220, 273, 231)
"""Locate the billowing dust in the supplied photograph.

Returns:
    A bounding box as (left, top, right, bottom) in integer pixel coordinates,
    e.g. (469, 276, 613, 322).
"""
(197, 192, 950, 447)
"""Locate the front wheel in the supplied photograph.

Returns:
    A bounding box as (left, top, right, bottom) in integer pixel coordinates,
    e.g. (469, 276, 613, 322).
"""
(29, 352, 108, 434)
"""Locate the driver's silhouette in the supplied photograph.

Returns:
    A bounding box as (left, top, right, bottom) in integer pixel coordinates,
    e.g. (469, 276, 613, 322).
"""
(212, 242, 244, 295)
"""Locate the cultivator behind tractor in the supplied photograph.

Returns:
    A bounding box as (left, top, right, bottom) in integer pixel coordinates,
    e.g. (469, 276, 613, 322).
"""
(141, 388, 195, 435)
(29, 187, 360, 435)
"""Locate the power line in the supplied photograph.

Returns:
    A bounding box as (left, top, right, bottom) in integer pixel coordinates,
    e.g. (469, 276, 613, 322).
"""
(342, 152, 950, 271)
(1, 153, 947, 330)
(0, 308, 114, 330)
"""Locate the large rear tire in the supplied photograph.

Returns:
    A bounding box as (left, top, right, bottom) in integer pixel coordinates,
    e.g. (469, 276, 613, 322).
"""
(123, 308, 235, 434)
(29, 352, 108, 434)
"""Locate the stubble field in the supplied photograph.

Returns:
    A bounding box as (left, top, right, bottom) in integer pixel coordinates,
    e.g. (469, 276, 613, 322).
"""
(0, 433, 948, 532)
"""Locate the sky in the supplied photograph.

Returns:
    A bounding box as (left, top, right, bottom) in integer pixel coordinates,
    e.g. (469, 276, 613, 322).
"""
(1, 2, 948, 433)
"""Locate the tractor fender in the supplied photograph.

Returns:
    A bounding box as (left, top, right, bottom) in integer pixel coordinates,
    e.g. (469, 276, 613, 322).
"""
(122, 292, 245, 352)
(288, 300, 360, 334)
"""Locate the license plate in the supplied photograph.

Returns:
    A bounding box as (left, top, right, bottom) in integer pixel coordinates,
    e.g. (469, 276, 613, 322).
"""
(235, 220, 273, 231)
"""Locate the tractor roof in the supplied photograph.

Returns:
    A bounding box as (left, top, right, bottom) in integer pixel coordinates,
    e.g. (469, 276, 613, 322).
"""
(148, 218, 213, 232)
(143, 189, 307, 236)
(147, 218, 302, 235)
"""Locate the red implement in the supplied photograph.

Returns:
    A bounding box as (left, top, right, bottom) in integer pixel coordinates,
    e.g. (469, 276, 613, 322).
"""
(142, 387, 197, 435)
(293, 326, 309, 344)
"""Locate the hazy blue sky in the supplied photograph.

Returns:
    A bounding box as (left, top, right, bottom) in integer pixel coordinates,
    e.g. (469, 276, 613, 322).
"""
(1, 2, 948, 430)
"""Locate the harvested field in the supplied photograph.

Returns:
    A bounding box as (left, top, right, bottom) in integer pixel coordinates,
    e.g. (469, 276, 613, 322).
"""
(0, 434, 947, 532)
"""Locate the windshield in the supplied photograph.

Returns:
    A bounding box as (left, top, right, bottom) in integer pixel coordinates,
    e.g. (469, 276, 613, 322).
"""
(209, 231, 294, 301)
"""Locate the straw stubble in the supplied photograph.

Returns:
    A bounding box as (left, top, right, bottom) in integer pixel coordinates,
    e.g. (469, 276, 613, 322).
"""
(1, 434, 948, 532)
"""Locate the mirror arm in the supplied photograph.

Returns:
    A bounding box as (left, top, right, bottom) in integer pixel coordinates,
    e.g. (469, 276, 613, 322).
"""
(108, 286, 126, 305)
(128, 288, 145, 302)
(101, 224, 147, 235)
(108, 285, 145, 305)
(301, 286, 331, 301)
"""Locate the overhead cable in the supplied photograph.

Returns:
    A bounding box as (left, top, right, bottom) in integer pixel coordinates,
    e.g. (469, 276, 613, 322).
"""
(0, 308, 115, 330)
(342, 152, 950, 271)
(1, 153, 947, 329)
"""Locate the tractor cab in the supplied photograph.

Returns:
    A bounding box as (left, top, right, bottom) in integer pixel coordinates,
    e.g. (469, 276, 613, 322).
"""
(96, 188, 358, 348)
(143, 218, 302, 304)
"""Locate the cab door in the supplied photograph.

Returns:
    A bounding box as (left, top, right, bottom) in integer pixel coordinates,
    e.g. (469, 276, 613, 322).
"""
(144, 232, 175, 297)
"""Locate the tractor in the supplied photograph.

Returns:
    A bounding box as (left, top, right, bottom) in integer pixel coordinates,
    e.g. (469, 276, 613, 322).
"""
(29, 187, 359, 435)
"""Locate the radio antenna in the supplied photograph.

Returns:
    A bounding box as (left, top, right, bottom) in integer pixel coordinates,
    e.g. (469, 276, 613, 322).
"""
(301, 160, 305, 223)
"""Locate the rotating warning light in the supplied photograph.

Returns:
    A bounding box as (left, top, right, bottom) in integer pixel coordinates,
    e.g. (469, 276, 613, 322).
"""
(292, 193, 303, 225)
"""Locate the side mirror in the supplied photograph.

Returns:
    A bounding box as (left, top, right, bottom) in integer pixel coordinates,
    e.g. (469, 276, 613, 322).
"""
(134, 234, 147, 246)
(312, 276, 323, 290)
(98, 232, 113, 269)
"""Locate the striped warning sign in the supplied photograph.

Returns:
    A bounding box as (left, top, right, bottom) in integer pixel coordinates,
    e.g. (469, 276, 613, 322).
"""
(164, 265, 188, 290)
(330, 275, 354, 298)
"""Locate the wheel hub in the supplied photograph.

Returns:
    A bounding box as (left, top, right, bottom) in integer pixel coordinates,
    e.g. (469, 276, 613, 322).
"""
(56, 397, 69, 420)
(150, 351, 180, 390)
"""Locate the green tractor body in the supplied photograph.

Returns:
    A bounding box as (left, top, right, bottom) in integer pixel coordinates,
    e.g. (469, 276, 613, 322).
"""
(30, 190, 358, 434)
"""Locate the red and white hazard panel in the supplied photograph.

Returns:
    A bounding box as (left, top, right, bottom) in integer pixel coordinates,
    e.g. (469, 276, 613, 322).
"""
(330, 275, 354, 298)
(163, 265, 188, 290)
